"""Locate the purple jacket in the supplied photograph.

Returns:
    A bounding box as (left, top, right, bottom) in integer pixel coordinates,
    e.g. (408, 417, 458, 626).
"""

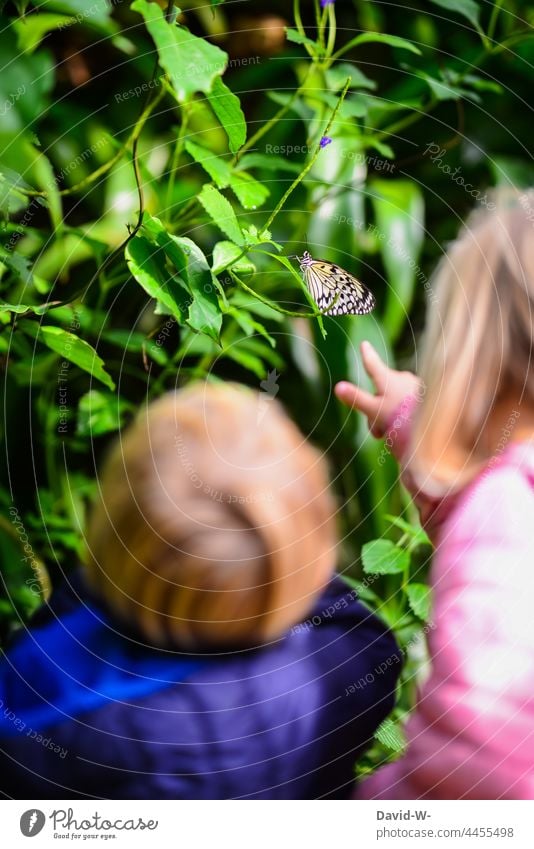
(0, 572, 399, 799)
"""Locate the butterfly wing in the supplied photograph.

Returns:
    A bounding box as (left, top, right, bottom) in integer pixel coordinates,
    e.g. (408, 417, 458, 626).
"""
(303, 260, 375, 316)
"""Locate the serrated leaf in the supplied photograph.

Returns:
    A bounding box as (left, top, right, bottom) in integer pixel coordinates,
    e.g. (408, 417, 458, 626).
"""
(19, 321, 115, 390)
(198, 184, 245, 244)
(406, 583, 432, 621)
(184, 140, 231, 188)
(131, 0, 227, 101)
(230, 172, 270, 209)
(235, 153, 301, 174)
(206, 77, 246, 154)
(361, 539, 410, 575)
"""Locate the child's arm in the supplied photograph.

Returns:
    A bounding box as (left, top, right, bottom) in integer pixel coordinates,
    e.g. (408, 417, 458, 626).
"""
(335, 342, 444, 537)
(335, 341, 421, 450)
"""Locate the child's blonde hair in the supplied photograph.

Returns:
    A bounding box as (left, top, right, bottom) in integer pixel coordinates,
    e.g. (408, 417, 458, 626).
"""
(85, 382, 337, 648)
(410, 188, 534, 493)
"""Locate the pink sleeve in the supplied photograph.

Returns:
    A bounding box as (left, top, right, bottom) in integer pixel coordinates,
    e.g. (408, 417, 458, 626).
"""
(359, 463, 534, 799)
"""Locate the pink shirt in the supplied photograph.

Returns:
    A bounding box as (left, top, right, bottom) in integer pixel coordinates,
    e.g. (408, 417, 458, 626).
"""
(360, 401, 534, 799)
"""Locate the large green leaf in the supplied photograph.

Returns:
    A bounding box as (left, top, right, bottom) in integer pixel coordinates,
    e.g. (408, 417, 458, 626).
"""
(170, 236, 222, 342)
(140, 215, 223, 341)
(206, 77, 247, 154)
(198, 185, 245, 244)
(132, 0, 227, 102)
(370, 179, 425, 343)
(19, 322, 115, 390)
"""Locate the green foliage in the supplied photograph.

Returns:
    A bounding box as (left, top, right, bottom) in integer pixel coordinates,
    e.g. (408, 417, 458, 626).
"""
(1, 0, 533, 779)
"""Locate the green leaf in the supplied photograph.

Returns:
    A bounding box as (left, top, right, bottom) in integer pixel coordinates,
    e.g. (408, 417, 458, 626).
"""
(212, 241, 255, 275)
(285, 27, 320, 51)
(428, 0, 481, 30)
(339, 32, 421, 57)
(226, 307, 275, 347)
(375, 718, 407, 753)
(370, 179, 425, 343)
(223, 345, 267, 379)
(326, 63, 377, 92)
(125, 235, 191, 322)
(184, 140, 231, 188)
(14, 14, 75, 53)
(32, 0, 111, 24)
(0, 301, 60, 316)
(19, 322, 115, 390)
(384, 514, 432, 548)
(198, 184, 245, 244)
(230, 290, 284, 323)
(406, 583, 433, 621)
(361, 539, 410, 575)
(140, 215, 223, 341)
(0, 26, 55, 132)
(170, 236, 222, 341)
(229, 172, 270, 210)
(76, 390, 129, 437)
(235, 153, 301, 174)
(206, 77, 247, 154)
(131, 0, 227, 101)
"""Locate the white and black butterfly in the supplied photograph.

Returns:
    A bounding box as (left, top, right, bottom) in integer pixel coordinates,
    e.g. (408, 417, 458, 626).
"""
(297, 250, 375, 316)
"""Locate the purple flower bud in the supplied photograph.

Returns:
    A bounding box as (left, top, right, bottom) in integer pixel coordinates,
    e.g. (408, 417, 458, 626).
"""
(320, 136, 332, 149)
(320, 0, 335, 7)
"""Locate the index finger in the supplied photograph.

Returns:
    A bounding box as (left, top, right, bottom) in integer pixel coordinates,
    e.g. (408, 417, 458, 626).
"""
(334, 381, 382, 419)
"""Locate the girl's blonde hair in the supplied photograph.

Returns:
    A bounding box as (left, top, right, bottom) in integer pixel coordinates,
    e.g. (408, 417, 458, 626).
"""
(410, 188, 534, 493)
(84, 382, 337, 648)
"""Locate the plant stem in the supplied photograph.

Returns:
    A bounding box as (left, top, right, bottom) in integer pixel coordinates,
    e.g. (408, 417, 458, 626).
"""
(262, 76, 351, 233)
(230, 271, 321, 318)
(165, 104, 190, 223)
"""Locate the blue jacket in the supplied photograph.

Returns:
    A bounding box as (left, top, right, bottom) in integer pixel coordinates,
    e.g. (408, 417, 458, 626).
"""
(0, 573, 400, 799)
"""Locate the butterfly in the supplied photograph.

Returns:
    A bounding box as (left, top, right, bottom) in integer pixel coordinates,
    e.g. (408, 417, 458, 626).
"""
(297, 250, 376, 316)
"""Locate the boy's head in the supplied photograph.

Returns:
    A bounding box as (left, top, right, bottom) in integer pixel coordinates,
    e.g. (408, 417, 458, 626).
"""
(85, 382, 337, 649)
